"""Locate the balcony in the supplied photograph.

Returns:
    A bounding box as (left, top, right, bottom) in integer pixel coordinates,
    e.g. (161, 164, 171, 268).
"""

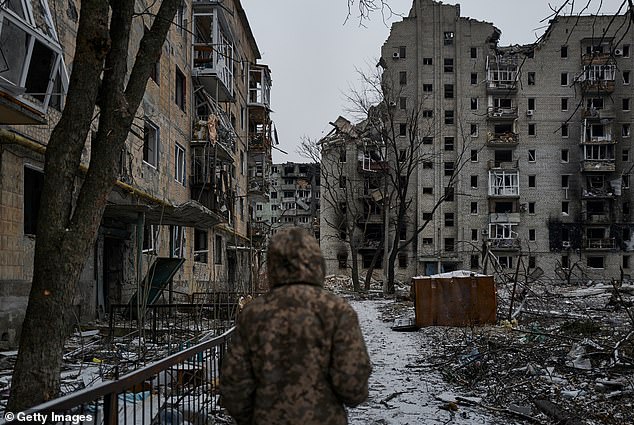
(248, 65, 271, 109)
(358, 159, 389, 173)
(582, 212, 611, 223)
(581, 160, 616, 172)
(489, 212, 521, 224)
(581, 52, 612, 66)
(583, 238, 616, 250)
(0, 7, 66, 123)
(192, 9, 234, 101)
(486, 131, 519, 146)
(485, 55, 518, 93)
(489, 238, 521, 250)
(487, 106, 518, 120)
(487, 159, 519, 170)
(488, 170, 520, 198)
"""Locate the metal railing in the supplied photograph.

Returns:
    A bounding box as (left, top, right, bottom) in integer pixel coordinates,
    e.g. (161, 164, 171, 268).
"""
(11, 329, 234, 425)
(108, 303, 237, 346)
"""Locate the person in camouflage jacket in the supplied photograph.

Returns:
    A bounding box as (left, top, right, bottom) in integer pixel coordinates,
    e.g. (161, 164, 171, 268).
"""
(220, 227, 372, 425)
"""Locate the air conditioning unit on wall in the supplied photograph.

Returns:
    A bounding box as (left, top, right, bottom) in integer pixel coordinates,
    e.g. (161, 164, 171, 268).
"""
(392, 52, 400, 59)
(615, 48, 624, 56)
(526, 110, 534, 116)
(562, 241, 571, 248)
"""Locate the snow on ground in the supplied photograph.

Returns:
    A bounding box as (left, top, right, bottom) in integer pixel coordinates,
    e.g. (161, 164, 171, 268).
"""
(347, 298, 509, 425)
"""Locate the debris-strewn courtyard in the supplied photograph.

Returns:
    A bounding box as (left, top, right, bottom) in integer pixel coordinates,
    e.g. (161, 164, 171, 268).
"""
(333, 275, 634, 425)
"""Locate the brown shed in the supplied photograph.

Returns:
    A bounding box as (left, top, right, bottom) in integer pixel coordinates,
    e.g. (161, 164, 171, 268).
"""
(411, 271, 497, 327)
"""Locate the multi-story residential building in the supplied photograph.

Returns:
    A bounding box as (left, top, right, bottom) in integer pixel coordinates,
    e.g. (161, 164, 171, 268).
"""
(257, 162, 320, 239)
(0, 0, 273, 349)
(321, 0, 634, 283)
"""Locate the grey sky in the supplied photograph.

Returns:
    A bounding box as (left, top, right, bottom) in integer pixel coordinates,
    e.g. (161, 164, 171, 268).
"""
(241, 0, 626, 163)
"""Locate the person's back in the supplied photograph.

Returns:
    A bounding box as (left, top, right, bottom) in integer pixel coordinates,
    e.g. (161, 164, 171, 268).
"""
(220, 227, 371, 425)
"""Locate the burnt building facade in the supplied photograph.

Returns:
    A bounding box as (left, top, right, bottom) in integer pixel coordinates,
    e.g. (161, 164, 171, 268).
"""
(0, 0, 273, 349)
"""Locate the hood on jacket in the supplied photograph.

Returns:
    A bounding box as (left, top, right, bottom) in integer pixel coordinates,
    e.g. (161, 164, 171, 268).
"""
(267, 227, 325, 288)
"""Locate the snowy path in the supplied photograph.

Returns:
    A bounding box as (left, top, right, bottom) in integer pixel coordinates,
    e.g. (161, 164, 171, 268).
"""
(347, 299, 508, 425)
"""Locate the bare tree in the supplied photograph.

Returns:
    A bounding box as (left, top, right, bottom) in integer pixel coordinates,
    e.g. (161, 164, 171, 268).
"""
(7, 0, 181, 410)
(343, 67, 480, 293)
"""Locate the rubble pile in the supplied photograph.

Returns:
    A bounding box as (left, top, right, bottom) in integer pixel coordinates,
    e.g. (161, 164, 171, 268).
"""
(376, 280, 634, 424)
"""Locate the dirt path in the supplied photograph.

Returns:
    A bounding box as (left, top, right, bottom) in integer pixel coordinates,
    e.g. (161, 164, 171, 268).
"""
(347, 299, 511, 425)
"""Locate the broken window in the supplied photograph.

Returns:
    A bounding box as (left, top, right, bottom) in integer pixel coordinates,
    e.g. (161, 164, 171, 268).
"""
(399, 46, 407, 58)
(444, 161, 454, 176)
(561, 45, 568, 58)
(194, 229, 208, 263)
(471, 202, 478, 214)
(470, 98, 478, 110)
(470, 149, 478, 161)
(423, 137, 433, 145)
(471, 175, 478, 188)
(444, 137, 454, 151)
(443, 32, 454, 45)
(561, 72, 569, 85)
(444, 84, 454, 98)
(529, 229, 536, 241)
(444, 58, 454, 72)
(498, 256, 513, 269)
(624, 71, 631, 85)
(561, 98, 568, 111)
(175, 66, 186, 110)
(337, 252, 348, 269)
(470, 255, 479, 268)
(399, 71, 407, 85)
(143, 120, 159, 167)
(528, 149, 536, 162)
(444, 110, 454, 125)
(587, 256, 605, 269)
(562, 174, 570, 188)
(471, 229, 478, 241)
(214, 235, 223, 264)
(470, 124, 478, 137)
(624, 98, 630, 111)
(561, 123, 569, 137)
(398, 253, 407, 268)
(143, 225, 158, 253)
(423, 57, 432, 65)
(470, 47, 477, 59)
(445, 238, 455, 252)
(399, 97, 407, 109)
(528, 123, 536, 136)
(171, 226, 184, 258)
(23, 166, 44, 235)
(175, 143, 186, 185)
(445, 213, 454, 227)
(471, 73, 478, 85)
(561, 149, 569, 163)
(528, 72, 535, 85)
(399, 123, 407, 136)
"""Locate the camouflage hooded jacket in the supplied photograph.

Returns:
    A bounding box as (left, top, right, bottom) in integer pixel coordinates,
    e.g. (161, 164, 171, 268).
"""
(220, 228, 372, 425)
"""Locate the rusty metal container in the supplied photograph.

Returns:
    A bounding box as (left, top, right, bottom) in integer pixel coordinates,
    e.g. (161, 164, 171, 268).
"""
(412, 271, 497, 327)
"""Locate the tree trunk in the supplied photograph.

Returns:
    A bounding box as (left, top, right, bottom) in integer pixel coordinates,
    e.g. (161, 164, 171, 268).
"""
(8, 0, 180, 410)
(350, 244, 360, 292)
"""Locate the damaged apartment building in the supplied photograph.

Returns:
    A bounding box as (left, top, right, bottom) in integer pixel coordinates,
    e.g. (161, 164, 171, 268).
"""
(320, 0, 634, 282)
(0, 0, 274, 349)
(255, 162, 320, 239)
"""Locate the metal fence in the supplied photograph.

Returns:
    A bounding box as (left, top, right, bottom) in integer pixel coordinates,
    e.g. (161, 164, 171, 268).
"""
(108, 302, 237, 346)
(6, 328, 234, 425)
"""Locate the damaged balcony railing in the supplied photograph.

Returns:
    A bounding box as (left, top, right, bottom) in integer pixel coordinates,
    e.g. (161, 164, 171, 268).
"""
(19, 329, 234, 425)
(108, 302, 238, 347)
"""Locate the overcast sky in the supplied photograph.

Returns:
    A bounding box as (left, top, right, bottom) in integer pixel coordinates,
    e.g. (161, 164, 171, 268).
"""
(241, 0, 626, 163)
